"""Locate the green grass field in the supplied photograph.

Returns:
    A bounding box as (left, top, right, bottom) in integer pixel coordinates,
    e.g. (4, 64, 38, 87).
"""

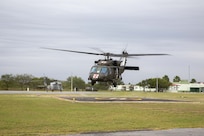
(0, 92, 204, 135)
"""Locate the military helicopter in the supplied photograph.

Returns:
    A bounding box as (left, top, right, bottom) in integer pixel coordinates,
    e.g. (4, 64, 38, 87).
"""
(42, 47, 168, 87)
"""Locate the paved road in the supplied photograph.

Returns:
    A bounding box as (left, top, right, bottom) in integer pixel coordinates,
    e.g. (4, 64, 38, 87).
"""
(0, 90, 97, 95)
(69, 128, 204, 136)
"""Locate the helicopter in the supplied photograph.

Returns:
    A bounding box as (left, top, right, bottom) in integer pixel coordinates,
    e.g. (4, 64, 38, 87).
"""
(42, 47, 168, 87)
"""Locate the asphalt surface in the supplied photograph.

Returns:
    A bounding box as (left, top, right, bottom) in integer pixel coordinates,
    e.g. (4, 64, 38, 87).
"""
(0, 90, 98, 95)
(69, 128, 204, 136)
(0, 91, 188, 103)
(60, 96, 186, 103)
(0, 91, 186, 103)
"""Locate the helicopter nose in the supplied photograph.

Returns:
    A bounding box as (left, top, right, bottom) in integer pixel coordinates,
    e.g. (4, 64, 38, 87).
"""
(93, 74, 99, 79)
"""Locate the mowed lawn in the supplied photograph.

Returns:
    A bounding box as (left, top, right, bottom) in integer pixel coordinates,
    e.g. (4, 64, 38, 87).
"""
(0, 93, 204, 135)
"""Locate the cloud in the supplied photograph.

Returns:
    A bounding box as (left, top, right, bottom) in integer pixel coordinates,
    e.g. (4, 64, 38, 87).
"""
(0, 0, 204, 83)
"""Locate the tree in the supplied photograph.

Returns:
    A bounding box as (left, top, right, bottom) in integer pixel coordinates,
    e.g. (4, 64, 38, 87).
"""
(66, 76, 86, 90)
(30, 77, 49, 90)
(173, 76, 181, 82)
(137, 79, 149, 91)
(16, 74, 33, 90)
(162, 75, 170, 82)
(158, 78, 172, 91)
(1, 74, 15, 90)
(137, 76, 172, 92)
(190, 78, 196, 83)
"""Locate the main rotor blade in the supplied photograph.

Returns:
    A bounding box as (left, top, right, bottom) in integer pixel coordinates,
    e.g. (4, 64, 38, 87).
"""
(126, 53, 170, 56)
(41, 47, 169, 57)
(107, 53, 169, 57)
(41, 47, 103, 56)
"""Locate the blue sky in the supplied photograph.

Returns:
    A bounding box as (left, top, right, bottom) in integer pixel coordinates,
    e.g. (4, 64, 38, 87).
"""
(1, 0, 204, 84)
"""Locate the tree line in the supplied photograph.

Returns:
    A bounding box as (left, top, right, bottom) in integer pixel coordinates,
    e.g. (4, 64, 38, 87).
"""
(0, 73, 197, 91)
(137, 75, 197, 92)
(0, 74, 109, 91)
(0, 74, 47, 90)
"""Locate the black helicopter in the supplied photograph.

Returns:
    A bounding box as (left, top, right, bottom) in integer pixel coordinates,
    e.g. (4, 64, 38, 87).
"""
(42, 47, 168, 87)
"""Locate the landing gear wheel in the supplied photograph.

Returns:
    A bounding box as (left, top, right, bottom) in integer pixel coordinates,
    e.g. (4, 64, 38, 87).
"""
(113, 82, 117, 87)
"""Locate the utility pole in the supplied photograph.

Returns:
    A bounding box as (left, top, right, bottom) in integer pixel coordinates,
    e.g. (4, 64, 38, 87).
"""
(71, 76, 73, 92)
(156, 77, 159, 92)
(188, 65, 191, 83)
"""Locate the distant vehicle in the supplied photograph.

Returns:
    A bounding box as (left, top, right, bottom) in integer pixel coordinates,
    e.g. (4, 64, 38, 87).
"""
(47, 81, 63, 92)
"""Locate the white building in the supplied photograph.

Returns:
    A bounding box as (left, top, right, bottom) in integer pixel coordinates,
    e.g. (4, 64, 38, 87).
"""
(109, 84, 134, 91)
(169, 81, 204, 92)
(110, 85, 155, 92)
(110, 81, 204, 93)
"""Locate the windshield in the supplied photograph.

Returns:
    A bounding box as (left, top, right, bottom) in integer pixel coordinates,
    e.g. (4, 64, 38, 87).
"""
(100, 67, 108, 74)
(90, 66, 100, 73)
(90, 66, 108, 74)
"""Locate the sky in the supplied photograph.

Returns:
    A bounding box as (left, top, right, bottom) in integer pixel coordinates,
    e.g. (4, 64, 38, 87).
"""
(0, 0, 204, 84)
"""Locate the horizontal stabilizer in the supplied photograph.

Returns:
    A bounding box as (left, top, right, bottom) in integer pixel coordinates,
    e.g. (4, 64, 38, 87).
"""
(125, 66, 139, 70)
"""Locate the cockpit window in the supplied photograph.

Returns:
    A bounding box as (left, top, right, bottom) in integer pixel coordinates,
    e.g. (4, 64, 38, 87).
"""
(90, 66, 97, 73)
(90, 66, 108, 74)
(90, 66, 100, 73)
(101, 67, 108, 74)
